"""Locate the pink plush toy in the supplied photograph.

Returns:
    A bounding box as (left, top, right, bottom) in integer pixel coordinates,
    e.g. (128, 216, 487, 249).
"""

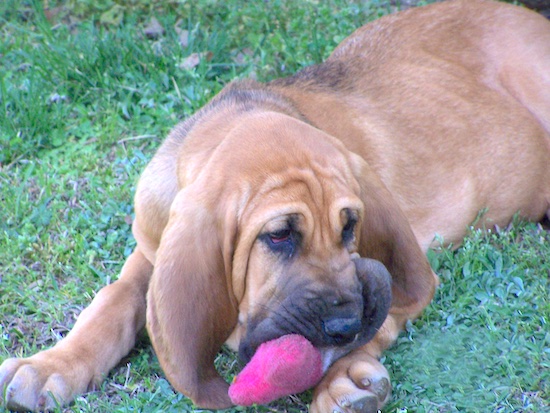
(228, 334, 323, 406)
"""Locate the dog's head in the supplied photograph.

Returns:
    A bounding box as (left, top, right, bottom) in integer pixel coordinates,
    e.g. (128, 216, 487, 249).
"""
(146, 111, 433, 409)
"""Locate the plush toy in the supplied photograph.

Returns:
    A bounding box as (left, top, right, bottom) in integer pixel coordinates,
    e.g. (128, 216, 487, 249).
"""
(228, 334, 323, 406)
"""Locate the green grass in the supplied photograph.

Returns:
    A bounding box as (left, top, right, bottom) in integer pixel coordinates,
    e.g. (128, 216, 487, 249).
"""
(386, 222, 550, 412)
(1, 1, 549, 412)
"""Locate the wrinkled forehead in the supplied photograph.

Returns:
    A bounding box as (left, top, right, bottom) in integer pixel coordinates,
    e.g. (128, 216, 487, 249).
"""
(230, 169, 364, 301)
(242, 166, 363, 236)
(218, 112, 364, 221)
(218, 111, 358, 181)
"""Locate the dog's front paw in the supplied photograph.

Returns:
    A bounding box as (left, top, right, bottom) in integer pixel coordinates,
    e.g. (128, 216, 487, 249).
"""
(310, 354, 391, 413)
(0, 353, 85, 412)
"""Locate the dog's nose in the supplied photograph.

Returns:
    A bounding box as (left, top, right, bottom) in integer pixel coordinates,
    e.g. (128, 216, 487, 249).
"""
(322, 316, 361, 343)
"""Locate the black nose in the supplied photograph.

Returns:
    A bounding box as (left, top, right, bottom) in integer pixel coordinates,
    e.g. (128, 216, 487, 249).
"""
(322, 316, 362, 343)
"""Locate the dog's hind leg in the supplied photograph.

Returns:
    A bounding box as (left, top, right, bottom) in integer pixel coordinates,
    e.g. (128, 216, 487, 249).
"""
(484, 6, 550, 225)
(0, 248, 153, 412)
(488, 5, 550, 136)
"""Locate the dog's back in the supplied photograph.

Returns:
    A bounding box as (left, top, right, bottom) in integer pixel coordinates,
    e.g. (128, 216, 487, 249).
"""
(269, 0, 550, 249)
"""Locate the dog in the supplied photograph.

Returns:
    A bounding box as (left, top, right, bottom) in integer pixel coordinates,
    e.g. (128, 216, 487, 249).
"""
(1, 0, 549, 412)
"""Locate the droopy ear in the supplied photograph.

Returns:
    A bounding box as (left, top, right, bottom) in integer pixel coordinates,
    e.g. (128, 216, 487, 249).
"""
(146, 186, 238, 409)
(350, 155, 437, 315)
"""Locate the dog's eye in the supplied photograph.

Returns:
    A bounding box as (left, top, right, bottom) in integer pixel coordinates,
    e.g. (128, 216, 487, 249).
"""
(342, 218, 357, 244)
(269, 229, 291, 244)
(262, 228, 298, 258)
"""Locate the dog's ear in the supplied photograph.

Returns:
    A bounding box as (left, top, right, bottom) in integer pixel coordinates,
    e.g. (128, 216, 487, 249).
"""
(146, 185, 238, 409)
(350, 155, 436, 315)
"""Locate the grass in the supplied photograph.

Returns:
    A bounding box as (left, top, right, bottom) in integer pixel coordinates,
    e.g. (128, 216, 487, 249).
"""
(1, 0, 549, 412)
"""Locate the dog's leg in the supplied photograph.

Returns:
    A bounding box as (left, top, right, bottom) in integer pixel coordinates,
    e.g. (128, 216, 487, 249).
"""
(311, 311, 414, 413)
(311, 255, 439, 413)
(0, 248, 153, 412)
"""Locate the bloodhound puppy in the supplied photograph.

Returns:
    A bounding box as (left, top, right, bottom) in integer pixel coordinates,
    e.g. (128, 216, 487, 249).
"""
(1, 0, 550, 412)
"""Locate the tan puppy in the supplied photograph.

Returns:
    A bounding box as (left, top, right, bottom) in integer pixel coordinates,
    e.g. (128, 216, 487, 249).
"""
(1, 0, 550, 412)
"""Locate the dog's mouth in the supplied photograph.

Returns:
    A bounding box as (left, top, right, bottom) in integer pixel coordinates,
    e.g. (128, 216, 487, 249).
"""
(238, 257, 392, 369)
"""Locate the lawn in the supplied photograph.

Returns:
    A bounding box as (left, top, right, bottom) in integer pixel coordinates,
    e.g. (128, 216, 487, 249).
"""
(1, 1, 549, 412)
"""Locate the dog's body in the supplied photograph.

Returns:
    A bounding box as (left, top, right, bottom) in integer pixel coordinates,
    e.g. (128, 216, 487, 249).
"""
(2, 0, 550, 412)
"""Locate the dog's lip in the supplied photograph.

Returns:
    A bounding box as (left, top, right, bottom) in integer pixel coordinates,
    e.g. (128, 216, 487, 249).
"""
(350, 252, 361, 260)
(243, 334, 354, 373)
(320, 347, 337, 372)
(242, 331, 338, 363)
(241, 334, 346, 375)
(317, 332, 361, 372)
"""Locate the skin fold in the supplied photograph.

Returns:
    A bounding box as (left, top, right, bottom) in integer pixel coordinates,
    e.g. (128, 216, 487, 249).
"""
(1, 1, 549, 412)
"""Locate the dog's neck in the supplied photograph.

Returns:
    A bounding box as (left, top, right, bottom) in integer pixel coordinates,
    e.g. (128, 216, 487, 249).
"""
(211, 80, 312, 125)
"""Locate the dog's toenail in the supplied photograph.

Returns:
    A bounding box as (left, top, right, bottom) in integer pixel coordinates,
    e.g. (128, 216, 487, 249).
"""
(352, 394, 378, 412)
(37, 395, 46, 408)
(373, 378, 390, 400)
(361, 378, 371, 388)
